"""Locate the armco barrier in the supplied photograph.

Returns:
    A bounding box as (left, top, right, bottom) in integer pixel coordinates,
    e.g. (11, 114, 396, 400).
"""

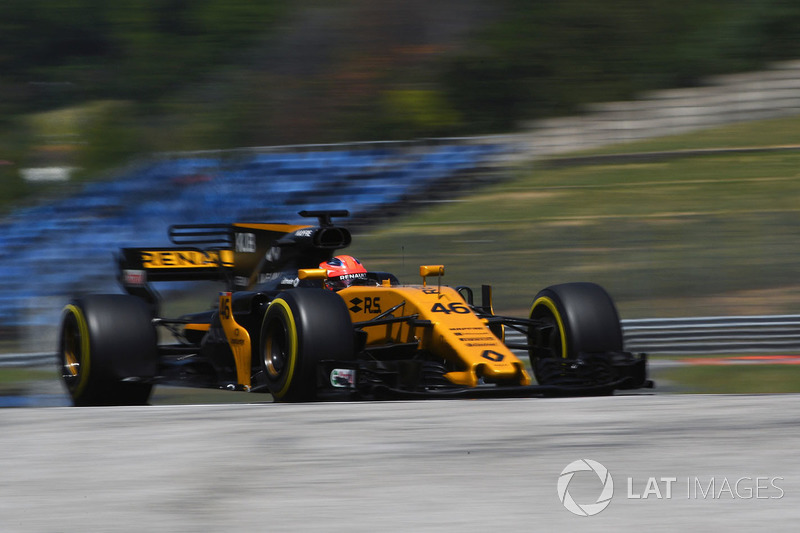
(0, 352, 57, 368)
(505, 315, 800, 356)
(621, 315, 800, 354)
(5, 315, 800, 368)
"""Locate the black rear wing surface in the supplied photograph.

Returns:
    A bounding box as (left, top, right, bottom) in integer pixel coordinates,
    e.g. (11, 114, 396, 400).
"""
(117, 210, 353, 293)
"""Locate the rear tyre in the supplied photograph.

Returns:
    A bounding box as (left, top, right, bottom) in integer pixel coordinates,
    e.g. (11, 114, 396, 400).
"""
(260, 289, 355, 402)
(528, 282, 623, 385)
(59, 294, 157, 406)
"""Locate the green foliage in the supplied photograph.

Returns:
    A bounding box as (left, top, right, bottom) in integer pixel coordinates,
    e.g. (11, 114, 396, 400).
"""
(79, 101, 145, 171)
(3, 0, 800, 170)
(382, 89, 463, 138)
(0, 1, 286, 109)
(442, 0, 800, 132)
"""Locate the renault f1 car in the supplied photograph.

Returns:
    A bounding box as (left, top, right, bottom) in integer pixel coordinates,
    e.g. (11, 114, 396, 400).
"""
(58, 210, 650, 406)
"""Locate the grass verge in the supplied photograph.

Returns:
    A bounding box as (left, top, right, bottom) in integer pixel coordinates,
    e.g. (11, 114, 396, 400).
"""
(350, 117, 800, 318)
(655, 363, 800, 394)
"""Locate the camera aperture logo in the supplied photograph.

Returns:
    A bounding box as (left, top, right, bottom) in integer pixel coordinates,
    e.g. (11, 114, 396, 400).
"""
(557, 459, 614, 516)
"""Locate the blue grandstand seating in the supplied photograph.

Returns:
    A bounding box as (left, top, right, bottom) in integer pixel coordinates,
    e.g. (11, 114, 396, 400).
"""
(0, 142, 509, 335)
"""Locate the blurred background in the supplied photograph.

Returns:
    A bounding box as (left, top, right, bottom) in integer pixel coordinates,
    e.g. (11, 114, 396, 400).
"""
(5, 0, 800, 154)
(3, 0, 800, 396)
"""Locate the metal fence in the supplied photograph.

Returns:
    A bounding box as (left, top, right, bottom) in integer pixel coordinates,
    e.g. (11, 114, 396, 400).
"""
(4, 315, 800, 368)
(620, 315, 800, 354)
(0, 352, 57, 368)
(504, 315, 800, 356)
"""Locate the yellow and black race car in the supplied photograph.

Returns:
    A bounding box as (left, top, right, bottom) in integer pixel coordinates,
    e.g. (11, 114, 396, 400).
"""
(58, 211, 650, 406)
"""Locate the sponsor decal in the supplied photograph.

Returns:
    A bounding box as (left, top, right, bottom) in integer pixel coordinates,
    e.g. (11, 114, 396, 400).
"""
(348, 296, 381, 314)
(235, 232, 256, 253)
(336, 273, 367, 280)
(480, 350, 505, 362)
(264, 247, 281, 263)
(331, 368, 356, 388)
(252, 272, 280, 284)
(122, 269, 147, 286)
(140, 250, 232, 269)
(454, 332, 497, 343)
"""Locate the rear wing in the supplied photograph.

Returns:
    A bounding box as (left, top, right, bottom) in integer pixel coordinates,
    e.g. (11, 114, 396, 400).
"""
(118, 246, 235, 284)
(117, 210, 352, 300)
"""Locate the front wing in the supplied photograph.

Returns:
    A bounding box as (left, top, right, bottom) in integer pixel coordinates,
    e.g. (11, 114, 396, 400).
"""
(313, 354, 652, 401)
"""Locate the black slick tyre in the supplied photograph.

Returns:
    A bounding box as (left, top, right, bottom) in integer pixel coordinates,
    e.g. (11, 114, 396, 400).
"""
(260, 289, 354, 402)
(59, 294, 157, 406)
(528, 282, 623, 385)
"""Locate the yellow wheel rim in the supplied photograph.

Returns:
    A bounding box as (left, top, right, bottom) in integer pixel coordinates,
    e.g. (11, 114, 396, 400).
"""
(263, 299, 299, 399)
(530, 296, 568, 359)
(61, 304, 91, 397)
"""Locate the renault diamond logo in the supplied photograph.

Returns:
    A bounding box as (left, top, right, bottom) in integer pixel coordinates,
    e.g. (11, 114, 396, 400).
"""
(349, 297, 363, 313)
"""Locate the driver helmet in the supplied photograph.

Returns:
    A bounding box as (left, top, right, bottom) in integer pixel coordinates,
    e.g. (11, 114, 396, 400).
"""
(319, 255, 368, 290)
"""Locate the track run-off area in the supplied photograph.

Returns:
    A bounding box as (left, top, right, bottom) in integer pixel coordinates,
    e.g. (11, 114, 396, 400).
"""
(1, 394, 799, 532)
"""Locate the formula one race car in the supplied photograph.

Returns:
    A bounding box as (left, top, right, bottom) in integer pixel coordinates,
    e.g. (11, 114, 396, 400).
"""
(58, 210, 650, 406)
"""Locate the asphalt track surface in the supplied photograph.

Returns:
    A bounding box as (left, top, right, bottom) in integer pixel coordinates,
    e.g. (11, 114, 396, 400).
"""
(1, 394, 799, 532)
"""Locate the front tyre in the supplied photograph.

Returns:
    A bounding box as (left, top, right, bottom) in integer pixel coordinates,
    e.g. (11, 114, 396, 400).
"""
(260, 289, 355, 402)
(528, 282, 623, 385)
(59, 294, 157, 406)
